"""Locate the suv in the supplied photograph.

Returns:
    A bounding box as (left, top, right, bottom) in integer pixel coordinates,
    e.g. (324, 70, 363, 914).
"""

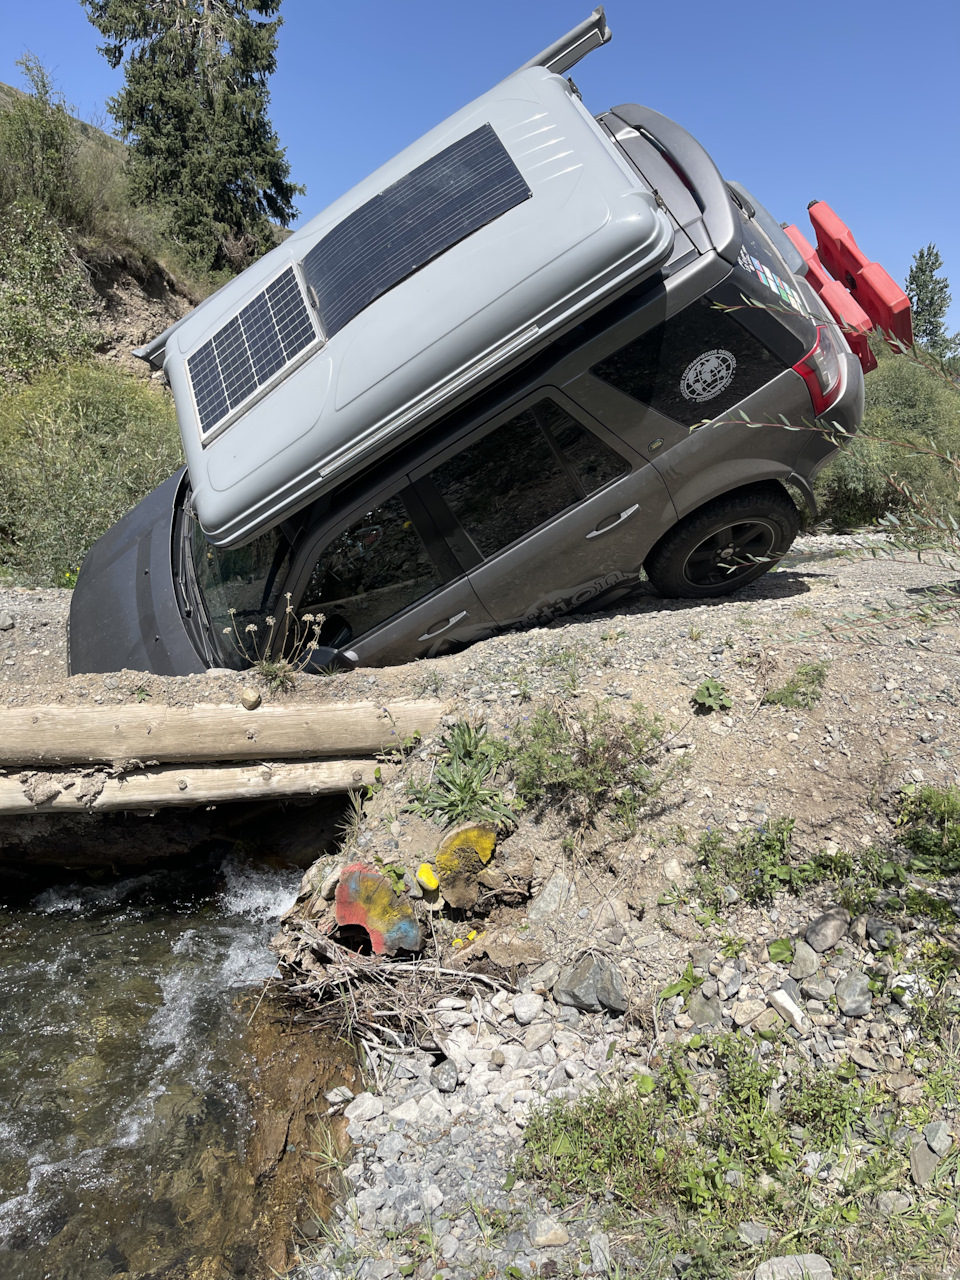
(69, 8, 910, 677)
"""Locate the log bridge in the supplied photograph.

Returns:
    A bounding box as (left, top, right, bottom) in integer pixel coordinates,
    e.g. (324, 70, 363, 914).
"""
(0, 699, 444, 816)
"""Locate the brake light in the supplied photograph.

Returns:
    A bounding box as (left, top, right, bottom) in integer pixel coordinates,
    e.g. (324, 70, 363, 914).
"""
(793, 325, 843, 416)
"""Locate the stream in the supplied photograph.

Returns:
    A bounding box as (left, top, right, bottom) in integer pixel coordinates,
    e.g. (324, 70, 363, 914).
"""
(0, 843, 345, 1280)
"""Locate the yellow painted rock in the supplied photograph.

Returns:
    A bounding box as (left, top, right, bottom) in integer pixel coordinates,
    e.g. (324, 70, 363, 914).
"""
(416, 863, 439, 891)
(434, 823, 497, 909)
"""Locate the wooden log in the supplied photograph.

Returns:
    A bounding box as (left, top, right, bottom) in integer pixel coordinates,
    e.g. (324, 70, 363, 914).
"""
(0, 698, 443, 767)
(0, 759, 395, 814)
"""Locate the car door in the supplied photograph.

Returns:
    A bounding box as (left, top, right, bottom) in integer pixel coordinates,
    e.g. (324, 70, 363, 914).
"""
(287, 488, 496, 666)
(410, 393, 677, 630)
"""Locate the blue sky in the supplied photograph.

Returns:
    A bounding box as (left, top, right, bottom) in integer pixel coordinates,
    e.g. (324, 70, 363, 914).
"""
(3, 0, 959, 331)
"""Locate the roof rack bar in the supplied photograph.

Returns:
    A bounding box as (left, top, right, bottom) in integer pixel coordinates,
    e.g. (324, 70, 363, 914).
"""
(514, 7, 611, 78)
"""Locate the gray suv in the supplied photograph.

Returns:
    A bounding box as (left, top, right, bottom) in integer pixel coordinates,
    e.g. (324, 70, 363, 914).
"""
(69, 9, 906, 677)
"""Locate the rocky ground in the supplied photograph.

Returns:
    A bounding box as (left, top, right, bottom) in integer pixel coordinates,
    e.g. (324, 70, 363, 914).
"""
(3, 533, 960, 1278)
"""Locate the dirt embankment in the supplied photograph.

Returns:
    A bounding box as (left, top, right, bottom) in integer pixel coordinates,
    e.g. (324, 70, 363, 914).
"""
(80, 245, 200, 377)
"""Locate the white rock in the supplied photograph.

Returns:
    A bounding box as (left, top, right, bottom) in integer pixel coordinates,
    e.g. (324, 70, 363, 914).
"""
(324, 1085, 355, 1105)
(524, 1021, 555, 1052)
(768, 988, 805, 1033)
(754, 1255, 833, 1280)
(418, 1089, 451, 1126)
(512, 993, 545, 1025)
(387, 1098, 420, 1123)
(319, 868, 341, 900)
(343, 1092, 383, 1122)
(528, 1214, 569, 1247)
(420, 1183, 444, 1212)
(663, 856, 685, 884)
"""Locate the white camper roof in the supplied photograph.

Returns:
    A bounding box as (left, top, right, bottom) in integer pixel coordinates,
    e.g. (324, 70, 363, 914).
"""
(158, 28, 674, 546)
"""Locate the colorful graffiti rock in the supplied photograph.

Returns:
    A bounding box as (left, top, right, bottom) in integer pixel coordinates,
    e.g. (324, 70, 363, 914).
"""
(334, 863, 422, 955)
(434, 824, 497, 909)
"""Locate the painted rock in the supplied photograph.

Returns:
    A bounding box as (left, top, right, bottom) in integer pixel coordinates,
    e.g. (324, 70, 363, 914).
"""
(334, 863, 422, 955)
(434, 824, 497, 909)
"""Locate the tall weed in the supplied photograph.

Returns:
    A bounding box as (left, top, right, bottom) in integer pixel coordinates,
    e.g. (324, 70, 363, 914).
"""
(0, 364, 182, 585)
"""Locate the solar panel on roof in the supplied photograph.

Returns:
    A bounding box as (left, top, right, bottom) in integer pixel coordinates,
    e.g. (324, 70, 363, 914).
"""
(301, 123, 531, 339)
(187, 267, 319, 435)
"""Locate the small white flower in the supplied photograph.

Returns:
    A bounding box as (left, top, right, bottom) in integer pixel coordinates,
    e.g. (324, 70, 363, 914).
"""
(265, 616, 275, 626)
(245, 623, 258, 633)
(222, 627, 232, 634)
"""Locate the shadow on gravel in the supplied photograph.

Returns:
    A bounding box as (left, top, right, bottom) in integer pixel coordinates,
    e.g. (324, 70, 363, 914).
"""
(564, 568, 817, 631)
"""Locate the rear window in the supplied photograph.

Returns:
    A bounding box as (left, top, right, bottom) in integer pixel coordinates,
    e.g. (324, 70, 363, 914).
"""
(590, 298, 785, 428)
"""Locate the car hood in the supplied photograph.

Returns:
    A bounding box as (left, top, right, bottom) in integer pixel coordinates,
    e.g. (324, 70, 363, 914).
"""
(69, 470, 207, 676)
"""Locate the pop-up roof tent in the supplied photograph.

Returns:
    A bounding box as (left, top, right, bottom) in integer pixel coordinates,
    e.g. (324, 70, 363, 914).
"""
(137, 9, 678, 548)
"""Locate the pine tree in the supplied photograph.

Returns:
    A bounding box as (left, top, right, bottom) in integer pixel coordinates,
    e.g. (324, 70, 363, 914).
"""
(905, 243, 958, 359)
(82, 0, 303, 273)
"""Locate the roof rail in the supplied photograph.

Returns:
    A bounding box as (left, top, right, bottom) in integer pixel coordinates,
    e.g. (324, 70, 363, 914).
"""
(514, 7, 611, 77)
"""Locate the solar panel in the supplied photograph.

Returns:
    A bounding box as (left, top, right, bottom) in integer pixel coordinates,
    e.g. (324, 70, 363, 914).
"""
(301, 123, 531, 339)
(187, 267, 318, 435)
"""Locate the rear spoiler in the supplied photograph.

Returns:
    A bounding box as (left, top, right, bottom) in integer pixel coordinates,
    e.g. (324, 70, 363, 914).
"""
(784, 202, 912, 375)
(514, 7, 611, 77)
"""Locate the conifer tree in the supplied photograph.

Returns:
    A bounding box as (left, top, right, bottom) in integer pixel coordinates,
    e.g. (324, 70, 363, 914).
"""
(905, 243, 958, 359)
(82, 0, 303, 272)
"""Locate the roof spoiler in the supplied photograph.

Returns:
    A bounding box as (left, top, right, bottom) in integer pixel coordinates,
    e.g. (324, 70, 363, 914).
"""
(514, 7, 611, 77)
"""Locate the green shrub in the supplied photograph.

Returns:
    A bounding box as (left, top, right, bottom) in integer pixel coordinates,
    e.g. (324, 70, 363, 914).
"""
(0, 363, 182, 586)
(0, 56, 83, 224)
(0, 199, 97, 380)
(815, 345, 960, 529)
(508, 699, 670, 826)
(0, 57, 225, 303)
(695, 818, 796, 908)
(898, 783, 960, 874)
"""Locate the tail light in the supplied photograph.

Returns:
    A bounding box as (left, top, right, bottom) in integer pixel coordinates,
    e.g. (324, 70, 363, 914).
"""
(793, 325, 843, 416)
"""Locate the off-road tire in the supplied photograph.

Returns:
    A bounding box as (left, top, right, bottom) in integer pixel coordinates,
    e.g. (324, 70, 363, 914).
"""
(644, 484, 800, 599)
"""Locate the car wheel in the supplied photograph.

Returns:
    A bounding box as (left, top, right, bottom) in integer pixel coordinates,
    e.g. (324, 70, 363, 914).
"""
(645, 485, 800, 599)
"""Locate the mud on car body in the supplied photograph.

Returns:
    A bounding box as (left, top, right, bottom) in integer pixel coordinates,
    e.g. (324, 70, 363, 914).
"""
(69, 8, 911, 677)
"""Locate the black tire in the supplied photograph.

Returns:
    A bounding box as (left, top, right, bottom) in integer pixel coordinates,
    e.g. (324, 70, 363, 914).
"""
(644, 484, 800, 599)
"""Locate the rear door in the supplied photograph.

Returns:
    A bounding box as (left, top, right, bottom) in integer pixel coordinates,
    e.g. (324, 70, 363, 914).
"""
(409, 393, 676, 629)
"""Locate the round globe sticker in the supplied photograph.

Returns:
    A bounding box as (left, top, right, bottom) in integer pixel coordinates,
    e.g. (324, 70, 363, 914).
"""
(680, 348, 737, 403)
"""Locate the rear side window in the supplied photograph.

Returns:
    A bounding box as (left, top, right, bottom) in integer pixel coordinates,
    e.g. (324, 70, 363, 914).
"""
(590, 298, 782, 428)
(299, 494, 442, 641)
(426, 399, 628, 558)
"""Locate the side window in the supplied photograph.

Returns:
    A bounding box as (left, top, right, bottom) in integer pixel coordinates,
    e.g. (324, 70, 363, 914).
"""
(590, 298, 782, 428)
(533, 400, 628, 494)
(299, 494, 442, 642)
(426, 400, 628, 559)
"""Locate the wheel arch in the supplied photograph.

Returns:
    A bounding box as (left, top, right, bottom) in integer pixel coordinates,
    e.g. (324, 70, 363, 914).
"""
(663, 460, 814, 526)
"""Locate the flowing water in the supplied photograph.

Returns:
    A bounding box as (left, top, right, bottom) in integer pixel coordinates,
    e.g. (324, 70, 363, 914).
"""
(0, 847, 344, 1280)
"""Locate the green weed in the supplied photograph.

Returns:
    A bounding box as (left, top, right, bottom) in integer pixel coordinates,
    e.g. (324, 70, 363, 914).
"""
(762, 660, 829, 710)
(691, 678, 732, 714)
(518, 1033, 946, 1277)
(406, 721, 513, 827)
(898, 783, 960, 874)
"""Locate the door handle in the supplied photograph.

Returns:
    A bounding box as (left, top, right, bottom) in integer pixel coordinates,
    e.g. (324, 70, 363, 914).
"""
(586, 503, 640, 538)
(418, 610, 467, 642)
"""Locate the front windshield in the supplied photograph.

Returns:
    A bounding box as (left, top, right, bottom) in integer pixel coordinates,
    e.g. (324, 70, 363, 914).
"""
(189, 516, 293, 669)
